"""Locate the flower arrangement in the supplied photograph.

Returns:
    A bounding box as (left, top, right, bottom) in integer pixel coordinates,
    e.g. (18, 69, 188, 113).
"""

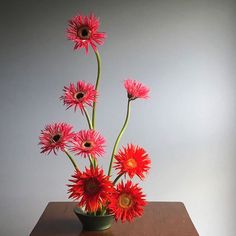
(39, 13, 151, 224)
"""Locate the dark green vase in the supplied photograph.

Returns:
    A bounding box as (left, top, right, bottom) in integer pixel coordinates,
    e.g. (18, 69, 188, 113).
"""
(74, 207, 114, 231)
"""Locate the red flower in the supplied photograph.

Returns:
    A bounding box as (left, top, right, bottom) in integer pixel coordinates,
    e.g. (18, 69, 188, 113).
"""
(68, 167, 114, 212)
(39, 123, 74, 155)
(70, 130, 105, 158)
(114, 144, 151, 180)
(124, 79, 150, 100)
(109, 180, 146, 222)
(61, 81, 97, 112)
(67, 13, 106, 54)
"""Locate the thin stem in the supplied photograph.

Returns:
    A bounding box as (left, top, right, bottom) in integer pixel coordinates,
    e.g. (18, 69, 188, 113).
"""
(93, 158, 97, 168)
(89, 155, 94, 168)
(113, 173, 124, 185)
(108, 100, 131, 177)
(101, 206, 107, 215)
(64, 149, 79, 171)
(83, 107, 93, 129)
(92, 50, 101, 129)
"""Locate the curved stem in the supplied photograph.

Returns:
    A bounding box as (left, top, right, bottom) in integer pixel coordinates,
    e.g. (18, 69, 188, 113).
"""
(92, 50, 101, 129)
(108, 100, 131, 177)
(64, 149, 79, 171)
(113, 173, 124, 185)
(83, 107, 93, 129)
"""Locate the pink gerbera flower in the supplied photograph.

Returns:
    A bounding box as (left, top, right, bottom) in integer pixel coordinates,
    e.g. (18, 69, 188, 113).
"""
(124, 79, 150, 100)
(114, 144, 151, 180)
(39, 123, 74, 155)
(70, 130, 105, 158)
(61, 81, 97, 112)
(109, 180, 146, 222)
(67, 13, 106, 54)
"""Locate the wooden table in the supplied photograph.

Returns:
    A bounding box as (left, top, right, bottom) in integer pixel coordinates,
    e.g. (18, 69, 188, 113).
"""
(30, 202, 199, 236)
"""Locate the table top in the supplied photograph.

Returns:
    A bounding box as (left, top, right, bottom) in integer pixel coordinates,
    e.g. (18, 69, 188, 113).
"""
(30, 202, 199, 236)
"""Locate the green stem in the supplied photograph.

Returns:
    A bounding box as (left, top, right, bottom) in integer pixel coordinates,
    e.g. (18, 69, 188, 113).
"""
(92, 50, 101, 129)
(89, 155, 94, 168)
(108, 100, 131, 177)
(83, 107, 93, 129)
(113, 173, 124, 185)
(93, 158, 97, 168)
(64, 149, 79, 171)
(101, 206, 107, 215)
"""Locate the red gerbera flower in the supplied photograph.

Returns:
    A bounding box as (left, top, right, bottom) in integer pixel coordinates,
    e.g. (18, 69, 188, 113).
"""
(124, 79, 150, 100)
(68, 167, 114, 212)
(39, 122, 74, 155)
(61, 81, 97, 112)
(69, 130, 105, 158)
(114, 144, 151, 180)
(109, 180, 146, 222)
(67, 13, 106, 54)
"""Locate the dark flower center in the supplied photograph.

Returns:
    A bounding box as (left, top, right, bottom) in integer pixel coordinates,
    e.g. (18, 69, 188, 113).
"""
(128, 93, 136, 100)
(84, 179, 100, 195)
(83, 141, 92, 148)
(75, 92, 84, 100)
(52, 134, 61, 143)
(78, 26, 91, 39)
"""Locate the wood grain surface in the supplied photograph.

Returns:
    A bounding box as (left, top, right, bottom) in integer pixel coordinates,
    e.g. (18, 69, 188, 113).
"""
(30, 202, 199, 236)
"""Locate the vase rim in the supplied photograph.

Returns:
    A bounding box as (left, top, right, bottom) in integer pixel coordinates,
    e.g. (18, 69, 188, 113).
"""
(74, 207, 115, 217)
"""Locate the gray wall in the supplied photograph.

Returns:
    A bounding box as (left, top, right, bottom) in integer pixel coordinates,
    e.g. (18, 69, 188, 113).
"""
(0, 0, 235, 235)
